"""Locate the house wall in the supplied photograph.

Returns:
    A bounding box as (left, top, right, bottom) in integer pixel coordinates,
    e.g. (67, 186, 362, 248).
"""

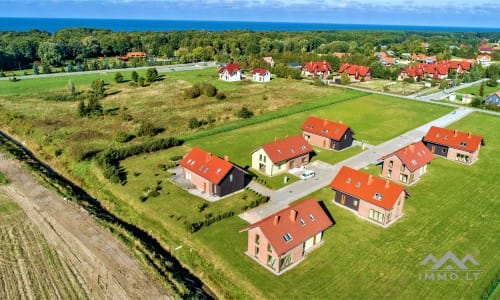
(333, 191, 360, 211)
(334, 129, 354, 150)
(219, 70, 241, 81)
(246, 227, 279, 272)
(446, 147, 479, 164)
(357, 191, 406, 226)
(381, 155, 427, 185)
(423, 141, 449, 158)
(183, 168, 213, 194)
(253, 73, 270, 82)
(303, 132, 331, 149)
(217, 167, 246, 197)
(251, 148, 273, 175)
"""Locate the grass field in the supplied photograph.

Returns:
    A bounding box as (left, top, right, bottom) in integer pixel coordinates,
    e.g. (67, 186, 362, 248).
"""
(193, 112, 500, 299)
(455, 82, 498, 97)
(0, 189, 90, 299)
(351, 79, 426, 95)
(1, 68, 497, 299)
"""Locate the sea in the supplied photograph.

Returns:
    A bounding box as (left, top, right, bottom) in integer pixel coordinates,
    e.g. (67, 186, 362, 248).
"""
(0, 17, 498, 33)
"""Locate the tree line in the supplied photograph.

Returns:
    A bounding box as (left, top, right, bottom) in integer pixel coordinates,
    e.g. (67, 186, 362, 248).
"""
(1, 28, 499, 72)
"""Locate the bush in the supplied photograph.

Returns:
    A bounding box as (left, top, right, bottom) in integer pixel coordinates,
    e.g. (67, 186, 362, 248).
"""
(184, 85, 201, 98)
(169, 155, 183, 161)
(215, 91, 226, 100)
(146, 68, 158, 82)
(113, 131, 134, 143)
(188, 117, 201, 129)
(114, 72, 123, 83)
(138, 76, 145, 87)
(200, 82, 217, 97)
(131, 70, 138, 82)
(237, 106, 253, 119)
(137, 121, 162, 136)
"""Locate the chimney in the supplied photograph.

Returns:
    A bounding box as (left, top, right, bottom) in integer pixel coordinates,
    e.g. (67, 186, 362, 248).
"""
(409, 144, 415, 153)
(368, 175, 373, 185)
(206, 153, 212, 162)
(468, 132, 471, 139)
(453, 130, 458, 137)
(385, 180, 390, 189)
(289, 209, 298, 222)
(339, 120, 343, 124)
(404, 147, 408, 154)
(224, 155, 229, 161)
(273, 215, 280, 226)
(323, 119, 328, 127)
(274, 136, 277, 142)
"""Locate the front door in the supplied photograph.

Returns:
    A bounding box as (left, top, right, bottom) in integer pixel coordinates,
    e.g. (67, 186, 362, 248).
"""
(431, 145, 436, 153)
(203, 182, 207, 192)
(323, 140, 326, 148)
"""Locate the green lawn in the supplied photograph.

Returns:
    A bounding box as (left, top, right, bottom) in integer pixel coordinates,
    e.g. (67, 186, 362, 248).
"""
(194, 112, 500, 299)
(187, 94, 451, 169)
(455, 82, 498, 97)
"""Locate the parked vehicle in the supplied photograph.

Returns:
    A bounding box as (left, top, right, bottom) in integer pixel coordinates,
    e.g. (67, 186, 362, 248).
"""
(300, 170, 315, 180)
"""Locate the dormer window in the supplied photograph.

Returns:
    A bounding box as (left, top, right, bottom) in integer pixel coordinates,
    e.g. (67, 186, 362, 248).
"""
(216, 168, 221, 174)
(460, 141, 467, 146)
(277, 149, 281, 154)
(356, 181, 361, 188)
(283, 233, 293, 242)
(309, 213, 315, 221)
(346, 177, 352, 184)
(299, 218, 306, 226)
(374, 193, 383, 200)
(301, 145, 306, 150)
(444, 135, 448, 140)
(411, 159, 417, 166)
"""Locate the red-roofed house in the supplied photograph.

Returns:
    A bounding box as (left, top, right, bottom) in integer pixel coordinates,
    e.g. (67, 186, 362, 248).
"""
(338, 63, 371, 81)
(422, 126, 485, 165)
(301, 116, 354, 150)
(301, 61, 332, 78)
(379, 141, 434, 185)
(218, 64, 241, 81)
(180, 147, 246, 197)
(263, 56, 275, 67)
(240, 198, 333, 274)
(478, 45, 493, 54)
(330, 166, 408, 227)
(252, 68, 271, 82)
(251, 135, 314, 176)
(477, 54, 491, 66)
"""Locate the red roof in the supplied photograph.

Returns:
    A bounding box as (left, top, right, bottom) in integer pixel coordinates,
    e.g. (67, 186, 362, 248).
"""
(423, 126, 484, 153)
(330, 166, 407, 210)
(338, 63, 370, 77)
(303, 61, 332, 74)
(219, 64, 240, 75)
(301, 116, 351, 141)
(126, 51, 147, 58)
(257, 135, 313, 164)
(253, 68, 269, 75)
(180, 147, 234, 184)
(380, 141, 434, 172)
(240, 198, 333, 256)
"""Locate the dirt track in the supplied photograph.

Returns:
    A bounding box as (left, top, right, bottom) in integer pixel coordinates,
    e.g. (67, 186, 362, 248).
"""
(0, 153, 170, 299)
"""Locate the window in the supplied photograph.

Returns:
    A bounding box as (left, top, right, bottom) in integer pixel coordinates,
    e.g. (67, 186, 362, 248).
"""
(369, 209, 385, 223)
(374, 193, 383, 200)
(346, 177, 352, 184)
(267, 255, 276, 268)
(279, 254, 294, 270)
(301, 156, 307, 163)
(255, 234, 260, 245)
(267, 243, 272, 252)
(255, 246, 260, 257)
(259, 154, 266, 163)
(229, 174, 233, 182)
(460, 141, 467, 146)
(283, 233, 293, 242)
(341, 194, 346, 205)
(356, 181, 362, 188)
(387, 169, 392, 178)
(304, 134, 310, 140)
(309, 213, 315, 221)
(442, 148, 447, 154)
(353, 200, 358, 206)
(456, 153, 470, 163)
(299, 218, 306, 226)
(389, 160, 393, 168)
(400, 164, 405, 171)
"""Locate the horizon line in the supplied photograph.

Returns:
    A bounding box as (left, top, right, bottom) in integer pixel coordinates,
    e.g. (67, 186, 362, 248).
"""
(0, 16, 499, 30)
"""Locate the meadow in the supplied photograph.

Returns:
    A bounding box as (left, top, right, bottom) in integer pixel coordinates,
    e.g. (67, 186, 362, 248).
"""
(0, 68, 497, 299)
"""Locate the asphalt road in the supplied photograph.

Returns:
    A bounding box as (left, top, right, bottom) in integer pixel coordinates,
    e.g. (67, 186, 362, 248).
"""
(0, 61, 217, 81)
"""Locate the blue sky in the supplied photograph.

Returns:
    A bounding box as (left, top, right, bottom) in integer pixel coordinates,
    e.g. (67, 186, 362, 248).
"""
(1, 0, 499, 28)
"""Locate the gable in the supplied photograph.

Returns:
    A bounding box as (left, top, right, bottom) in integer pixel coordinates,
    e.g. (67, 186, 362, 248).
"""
(381, 141, 434, 172)
(259, 135, 313, 164)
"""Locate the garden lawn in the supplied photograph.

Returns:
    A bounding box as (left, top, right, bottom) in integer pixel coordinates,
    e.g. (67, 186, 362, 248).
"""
(455, 82, 498, 97)
(194, 112, 499, 299)
(187, 94, 451, 169)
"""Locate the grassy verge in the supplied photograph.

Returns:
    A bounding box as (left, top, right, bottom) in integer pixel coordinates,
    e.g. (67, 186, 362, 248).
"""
(0, 171, 9, 185)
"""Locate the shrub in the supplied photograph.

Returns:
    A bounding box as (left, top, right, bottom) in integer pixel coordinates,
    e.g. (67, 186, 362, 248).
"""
(131, 70, 138, 82)
(169, 155, 183, 161)
(114, 72, 123, 83)
(188, 117, 201, 129)
(215, 91, 226, 100)
(200, 82, 217, 97)
(138, 76, 145, 87)
(237, 106, 253, 119)
(146, 68, 158, 82)
(113, 131, 134, 143)
(184, 85, 201, 98)
(137, 121, 161, 136)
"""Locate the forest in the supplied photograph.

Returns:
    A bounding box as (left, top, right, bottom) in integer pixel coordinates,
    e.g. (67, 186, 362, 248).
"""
(1, 28, 499, 73)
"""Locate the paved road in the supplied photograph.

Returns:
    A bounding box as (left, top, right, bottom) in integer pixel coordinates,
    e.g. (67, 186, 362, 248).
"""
(239, 107, 474, 223)
(416, 79, 489, 101)
(0, 61, 217, 81)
